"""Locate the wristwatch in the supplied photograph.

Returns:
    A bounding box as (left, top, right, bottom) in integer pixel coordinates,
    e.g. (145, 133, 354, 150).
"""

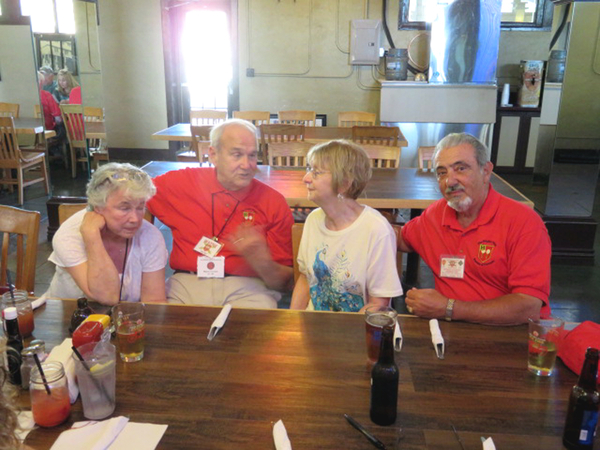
(445, 298, 455, 322)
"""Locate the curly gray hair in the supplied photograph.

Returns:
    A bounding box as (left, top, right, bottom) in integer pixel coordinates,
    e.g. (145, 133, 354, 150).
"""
(433, 133, 490, 169)
(86, 163, 155, 209)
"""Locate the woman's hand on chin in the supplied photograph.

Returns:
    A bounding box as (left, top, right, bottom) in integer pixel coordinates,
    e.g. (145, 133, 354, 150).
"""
(80, 210, 107, 238)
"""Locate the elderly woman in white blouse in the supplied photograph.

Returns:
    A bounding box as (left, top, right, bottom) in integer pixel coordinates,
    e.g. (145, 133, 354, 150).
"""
(41, 163, 168, 304)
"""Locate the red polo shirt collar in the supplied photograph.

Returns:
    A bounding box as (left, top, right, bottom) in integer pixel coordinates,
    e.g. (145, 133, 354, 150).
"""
(441, 184, 499, 232)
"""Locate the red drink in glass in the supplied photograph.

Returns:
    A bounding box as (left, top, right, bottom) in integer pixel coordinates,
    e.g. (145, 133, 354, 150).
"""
(31, 385, 71, 427)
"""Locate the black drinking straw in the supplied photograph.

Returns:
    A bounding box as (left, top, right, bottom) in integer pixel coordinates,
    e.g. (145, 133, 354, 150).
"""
(33, 353, 52, 395)
(6, 269, 16, 307)
(71, 346, 112, 403)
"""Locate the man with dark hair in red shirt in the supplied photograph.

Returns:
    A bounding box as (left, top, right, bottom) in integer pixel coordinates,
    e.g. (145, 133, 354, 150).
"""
(399, 133, 551, 326)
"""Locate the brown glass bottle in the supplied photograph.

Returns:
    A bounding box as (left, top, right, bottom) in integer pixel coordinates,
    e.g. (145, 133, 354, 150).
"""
(370, 324, 398, 426)
(563, 347, 600, 450)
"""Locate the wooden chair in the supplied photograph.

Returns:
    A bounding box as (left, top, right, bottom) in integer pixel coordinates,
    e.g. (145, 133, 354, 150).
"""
(292, 223, 304, 283)
(177, 125, 212, 163)
(61, 104, 108, 178)
(0, 205, 40, 295)
(233, 111, 271, 126)
(190, 109, 227, 125)
(260, 124, 306, 164)
(338, 111, 376, 127)
(352, 126, 401, 168)
(0, 102, 20, 118)
(0, 117, 49, 205)
(418, 146, 436, 171)
(268, 141, 311, 167)
(278, 110, 316, 127)
(83, 107, 108, 168)
(58, 203, 155, 225)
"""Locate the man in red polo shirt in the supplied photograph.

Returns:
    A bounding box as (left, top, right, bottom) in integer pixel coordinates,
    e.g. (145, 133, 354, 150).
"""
(399, 133, 551, 325)
(147, 119, 294, 308)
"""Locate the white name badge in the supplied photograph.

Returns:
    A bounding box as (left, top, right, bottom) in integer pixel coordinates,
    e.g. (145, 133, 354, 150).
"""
(194, 236, 223, 258)
(440, 255, 465, 279)
(197, 256, 225, 278)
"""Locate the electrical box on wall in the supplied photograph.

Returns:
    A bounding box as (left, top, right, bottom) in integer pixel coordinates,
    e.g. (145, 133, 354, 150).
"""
(349, 19, 382, 65)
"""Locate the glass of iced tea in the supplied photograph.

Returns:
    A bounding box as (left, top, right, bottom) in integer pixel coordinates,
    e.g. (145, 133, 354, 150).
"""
(365, 305, 398, 364)
(527, 316, 564, 376)
(112, 302, 145, 362)
(30, 361, 71, 427)
(2, 290, 34, 337)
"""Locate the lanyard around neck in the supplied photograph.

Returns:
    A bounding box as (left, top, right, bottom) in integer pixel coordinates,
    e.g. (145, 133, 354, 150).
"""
(211, 192, 240, 241)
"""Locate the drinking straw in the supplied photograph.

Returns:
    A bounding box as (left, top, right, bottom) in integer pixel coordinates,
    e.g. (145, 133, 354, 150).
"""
(6, 269, 16, 307)
(71, 346, 112, 403)
(33, 353, 52, 395)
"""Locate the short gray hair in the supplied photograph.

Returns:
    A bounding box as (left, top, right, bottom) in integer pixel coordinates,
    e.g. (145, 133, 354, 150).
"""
(210, 119, 257, 150)
(433, 133, 489, 169)
(86, 163, 155, 209)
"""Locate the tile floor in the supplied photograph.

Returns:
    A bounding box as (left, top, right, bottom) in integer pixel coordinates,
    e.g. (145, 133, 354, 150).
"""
(2, 162, 599, 323)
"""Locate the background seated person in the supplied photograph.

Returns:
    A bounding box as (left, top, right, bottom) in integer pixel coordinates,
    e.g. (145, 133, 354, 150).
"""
(398, 133, 551, 326)
(38, 71, 65, 156)
(290, 140, 403, 312)
(39, 65, 58, 98)
(55, 68, 80, 104)
(41, 163, 168, 305)
(146, 119, 294, 308)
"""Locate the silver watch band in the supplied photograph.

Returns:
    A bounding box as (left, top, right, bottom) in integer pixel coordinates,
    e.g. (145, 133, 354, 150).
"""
(445, 298, 455, 322)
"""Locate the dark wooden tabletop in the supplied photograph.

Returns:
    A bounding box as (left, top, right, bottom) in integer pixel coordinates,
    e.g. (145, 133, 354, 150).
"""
(141, 162, 534, 209)
(19, 300, 578, 449)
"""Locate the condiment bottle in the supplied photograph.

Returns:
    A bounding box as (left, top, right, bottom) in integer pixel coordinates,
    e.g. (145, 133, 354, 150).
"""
(70, 297, 94, 333)
(2, 290, 34, 337)
(370, 324, 398, 426)
(563, 347, 600, 449)
(29, 339, 47, 361)
(72, 320, 104, 349)
(20, 347, 37, 390)
(4, 307, 23, 386)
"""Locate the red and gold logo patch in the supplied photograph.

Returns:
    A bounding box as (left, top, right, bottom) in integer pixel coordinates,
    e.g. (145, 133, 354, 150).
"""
(477, 242, 495, 264)
(242, 210, 256, 223)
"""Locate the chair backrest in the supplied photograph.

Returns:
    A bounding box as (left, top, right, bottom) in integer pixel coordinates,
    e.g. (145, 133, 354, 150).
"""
(418, 146, 436, 171)
(60, 104, 86, 148)
(84, 107, 104, 122)
(0, 102, 20, 118)
(391, 224, 404, 279)
(34, 104, 42, 119)
(278, 110, 316, 127)
(268, 141, 311, 167)
(338, 111, 376, 127)
(59, 203, 155, 225)
(0, 205, 41, 294)
(191, 125, 213, 164)
(292, 223, 304, 283)
(260, 124, 305, 164)
(0, 117, 21, 166)
(190, 109, 227, 125)
(233, 111, 271, 126)
(352, 126, 401, 169)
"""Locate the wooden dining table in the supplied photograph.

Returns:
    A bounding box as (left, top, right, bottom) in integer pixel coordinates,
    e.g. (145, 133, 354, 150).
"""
(19, 299, 579, 449)
(14, 117, 56, 139)
(141, 161, 534, 210)
(151, 123, 410, 149)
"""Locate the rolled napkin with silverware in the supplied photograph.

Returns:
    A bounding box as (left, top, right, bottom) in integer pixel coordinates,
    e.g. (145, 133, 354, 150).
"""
(273, 419, 292, 450)
(207, 304, 232, 341)
(394, 320, 403, 352)
(429, 319, 445, 359)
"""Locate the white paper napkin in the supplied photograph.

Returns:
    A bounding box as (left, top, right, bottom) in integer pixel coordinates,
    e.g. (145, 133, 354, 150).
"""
(16, 411, 35, 442)
(273, 419, 292, 450)
(108, 422, 168, 449)
(31, 296, 47, 310)
(50, 416, 129, 450)
(482, 437, 496, 450)
(429, 319, 445, 359)
(393, 320, 403, 352)
(46, 338, 79, 403)
(207, 304, 232, 341)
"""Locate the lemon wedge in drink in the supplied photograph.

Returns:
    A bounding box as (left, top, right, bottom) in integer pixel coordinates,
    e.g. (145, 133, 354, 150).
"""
(89, 360, 115, 374)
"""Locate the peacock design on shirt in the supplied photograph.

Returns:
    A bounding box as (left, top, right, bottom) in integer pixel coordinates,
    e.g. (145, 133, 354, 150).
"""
(309, 245, 364, 312)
